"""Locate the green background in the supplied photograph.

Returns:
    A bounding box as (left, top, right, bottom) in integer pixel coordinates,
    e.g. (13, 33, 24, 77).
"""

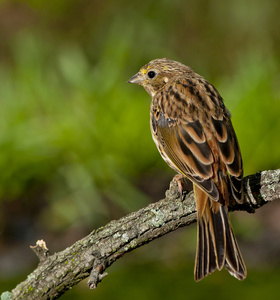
(0, 0, 280, 299)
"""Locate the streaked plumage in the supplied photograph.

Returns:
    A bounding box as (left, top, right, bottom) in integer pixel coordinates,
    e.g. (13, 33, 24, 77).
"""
(128, 58, 246, 281)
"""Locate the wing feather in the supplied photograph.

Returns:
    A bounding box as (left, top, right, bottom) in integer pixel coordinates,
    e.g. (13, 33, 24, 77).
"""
(151, 77, 243, 203)
(154, 115, 219, 201)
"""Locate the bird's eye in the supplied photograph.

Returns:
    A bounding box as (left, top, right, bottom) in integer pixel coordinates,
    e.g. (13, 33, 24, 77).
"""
(147, 70, 156, 79)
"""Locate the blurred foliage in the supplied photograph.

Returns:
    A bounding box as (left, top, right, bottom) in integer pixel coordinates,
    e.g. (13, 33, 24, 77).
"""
(0, 0, 280, 298)
(0, 31, 154, 229)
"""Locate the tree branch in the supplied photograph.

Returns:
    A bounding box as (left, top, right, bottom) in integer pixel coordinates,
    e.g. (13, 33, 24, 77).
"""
(2, 169, 280, 300)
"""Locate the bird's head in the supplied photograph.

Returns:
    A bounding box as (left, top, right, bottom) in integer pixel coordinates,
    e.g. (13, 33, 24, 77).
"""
(128, 58, 192, 97)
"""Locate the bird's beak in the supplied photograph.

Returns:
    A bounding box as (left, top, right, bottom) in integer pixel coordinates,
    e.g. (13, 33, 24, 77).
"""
(127, 72, 144, 85)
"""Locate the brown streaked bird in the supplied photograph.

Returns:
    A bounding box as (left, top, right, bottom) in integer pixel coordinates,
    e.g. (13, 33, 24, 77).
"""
(128, 58, 246, 281)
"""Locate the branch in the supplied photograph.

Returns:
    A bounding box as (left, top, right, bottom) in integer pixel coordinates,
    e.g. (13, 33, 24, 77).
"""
(2, 169, 280, 300)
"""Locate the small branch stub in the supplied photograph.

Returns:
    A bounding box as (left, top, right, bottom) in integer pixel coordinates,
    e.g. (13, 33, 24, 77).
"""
(88, 263, 108, 289)
(30, 239, 49, 262)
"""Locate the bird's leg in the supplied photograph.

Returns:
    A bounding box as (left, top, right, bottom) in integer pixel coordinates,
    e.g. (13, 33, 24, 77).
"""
(172, 174, 193, 200)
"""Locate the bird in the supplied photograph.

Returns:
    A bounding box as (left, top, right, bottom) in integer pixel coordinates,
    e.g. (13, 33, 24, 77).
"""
(128, 58, 247, 281)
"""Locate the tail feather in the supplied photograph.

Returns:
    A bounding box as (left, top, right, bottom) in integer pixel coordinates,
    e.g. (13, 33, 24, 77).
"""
(194, 195, 246, 281)
(211, 205, 226, 269)
(224, 221, 247, 280)
(195, 214, 221, 280)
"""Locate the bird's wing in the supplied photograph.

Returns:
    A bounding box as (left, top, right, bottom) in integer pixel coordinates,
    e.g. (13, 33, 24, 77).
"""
(151, 78, 243, 203)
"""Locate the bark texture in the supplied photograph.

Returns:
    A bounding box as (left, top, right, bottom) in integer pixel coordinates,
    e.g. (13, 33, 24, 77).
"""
(1, 169, 280, 300)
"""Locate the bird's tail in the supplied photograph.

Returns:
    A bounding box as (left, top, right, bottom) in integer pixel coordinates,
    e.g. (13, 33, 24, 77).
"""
(194, 187, 247, 281)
